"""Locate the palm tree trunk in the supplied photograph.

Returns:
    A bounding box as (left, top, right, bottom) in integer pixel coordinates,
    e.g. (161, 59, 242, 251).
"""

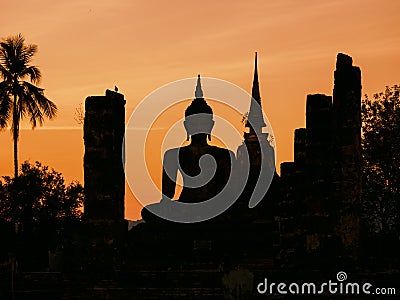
(13, 131, 18, 178)
(13, 94, 18, 178)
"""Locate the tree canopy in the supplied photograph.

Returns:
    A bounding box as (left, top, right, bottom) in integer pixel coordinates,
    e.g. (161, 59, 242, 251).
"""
(362, 84, 400, 236)
(0, 161, 83, 226)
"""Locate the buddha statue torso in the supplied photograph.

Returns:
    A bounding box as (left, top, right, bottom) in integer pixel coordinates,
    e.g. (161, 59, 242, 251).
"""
(163, 145, 233, 203)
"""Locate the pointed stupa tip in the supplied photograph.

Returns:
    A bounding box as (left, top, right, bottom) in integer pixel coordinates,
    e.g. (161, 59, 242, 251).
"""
(254, 52, 258, 81)
(195, 74, 203, 98)
(251, 52, 260, 102)
(246, 51, 266, 129)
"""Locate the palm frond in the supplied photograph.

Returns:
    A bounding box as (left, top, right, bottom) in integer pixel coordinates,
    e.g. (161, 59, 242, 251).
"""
(12, 34, 26, 64)
(0, 64, 12, 81)
(0, 82, 12, 128)
(21, 44, 38, 65)
(21, 91, 44, 128)
(20, 81, 57, 128)
(0, 79, 11, 94)
(22, 81, 57, 119)
(0, 34, 38, 77)
(19, 65, 41, 84)
(0, 42, 11, 67)
(0, 36, 21, 72)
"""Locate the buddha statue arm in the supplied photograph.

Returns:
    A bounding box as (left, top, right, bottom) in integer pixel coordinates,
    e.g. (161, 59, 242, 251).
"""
(226, 150, 236, 180)
(223, 150, 237, 196)
(161, 149, 179, 200)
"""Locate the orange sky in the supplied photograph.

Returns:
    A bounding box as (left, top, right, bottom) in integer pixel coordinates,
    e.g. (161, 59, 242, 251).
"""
(1, 0, 400, 220)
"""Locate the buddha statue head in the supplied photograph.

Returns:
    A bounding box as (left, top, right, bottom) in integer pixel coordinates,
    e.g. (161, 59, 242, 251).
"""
(184, 75, 214, 142)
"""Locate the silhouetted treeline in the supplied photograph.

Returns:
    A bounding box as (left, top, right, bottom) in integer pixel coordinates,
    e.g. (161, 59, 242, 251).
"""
(361, 84, 400, 266)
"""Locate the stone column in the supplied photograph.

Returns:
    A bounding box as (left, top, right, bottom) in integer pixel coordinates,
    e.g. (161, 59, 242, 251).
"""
(332, 53, 362, 262)
(83, 89, 127, 272)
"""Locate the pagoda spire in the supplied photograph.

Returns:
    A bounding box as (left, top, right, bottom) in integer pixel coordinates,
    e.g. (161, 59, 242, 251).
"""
(246, 52, 266, 133)
(252, 52, 261, 104)
(195, 74, 203, 98)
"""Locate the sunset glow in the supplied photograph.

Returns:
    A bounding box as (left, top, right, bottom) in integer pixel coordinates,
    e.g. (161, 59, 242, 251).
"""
(1, 0, 399, 220)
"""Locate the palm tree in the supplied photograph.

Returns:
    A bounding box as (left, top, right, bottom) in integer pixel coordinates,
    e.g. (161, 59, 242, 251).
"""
(0, 34, 57, 178)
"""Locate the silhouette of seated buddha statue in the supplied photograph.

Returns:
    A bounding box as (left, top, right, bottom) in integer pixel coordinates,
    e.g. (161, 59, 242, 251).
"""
(141, 75, 235, 224)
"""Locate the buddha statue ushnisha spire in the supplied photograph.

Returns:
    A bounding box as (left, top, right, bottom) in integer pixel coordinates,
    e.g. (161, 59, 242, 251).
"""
(185, 75, 213, 141)
(185, 74, 212, 117)
(195, 74, 203, 98)
(246, 52, 266, 134)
